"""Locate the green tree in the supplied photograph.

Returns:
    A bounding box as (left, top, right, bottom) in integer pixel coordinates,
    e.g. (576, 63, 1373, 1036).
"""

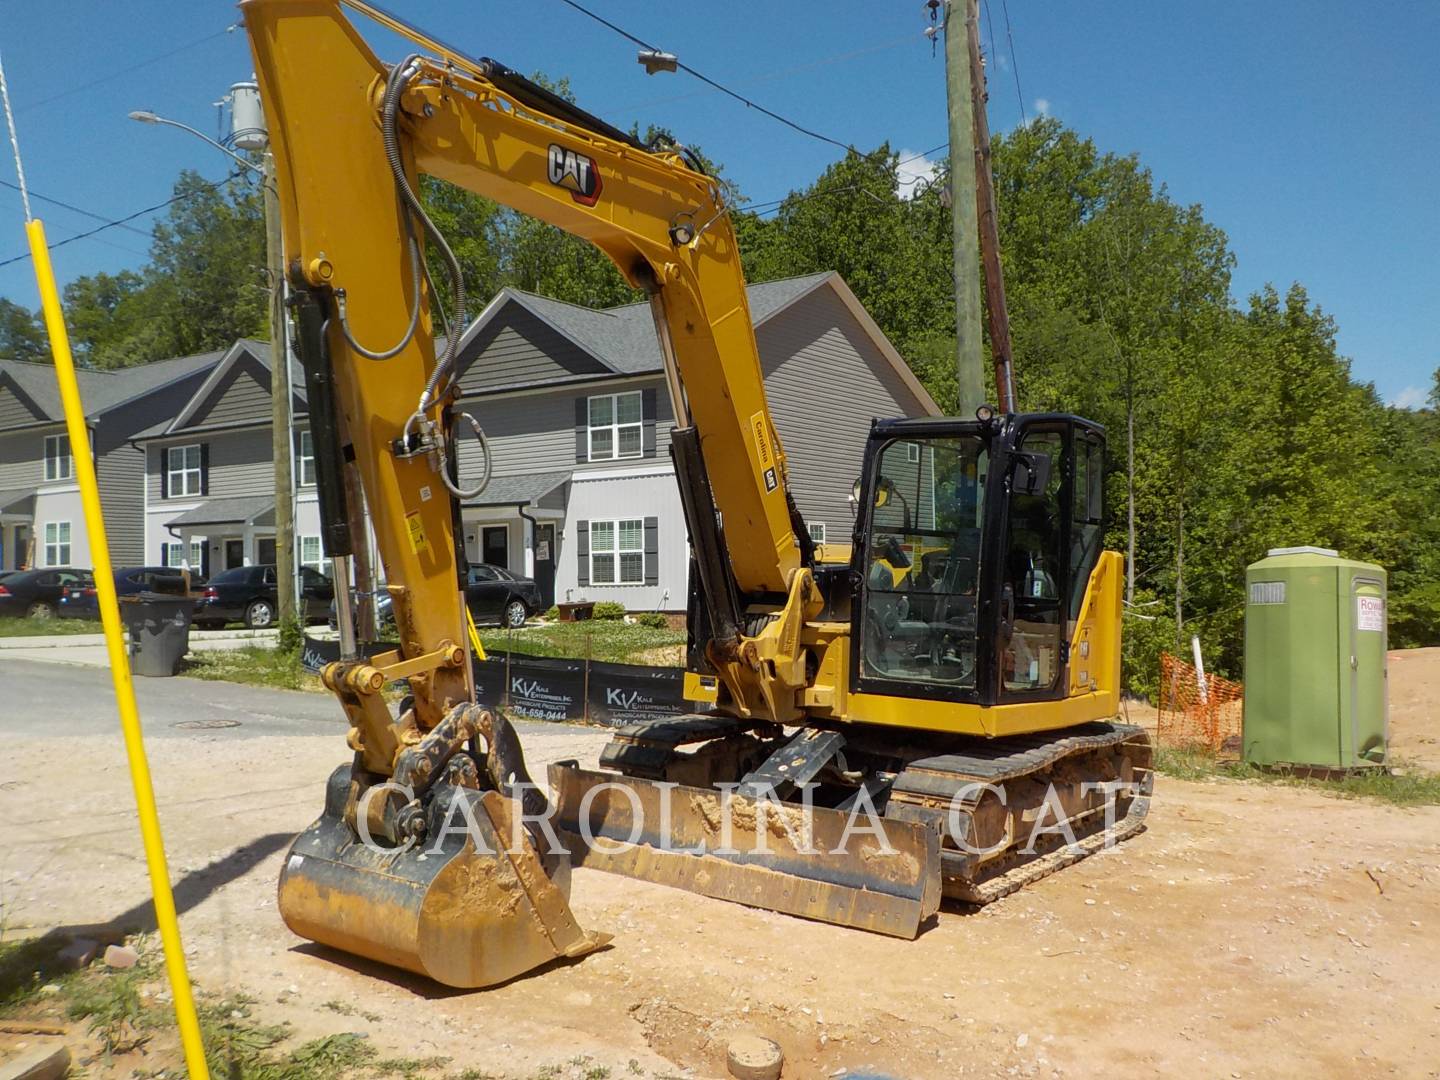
(0, 298, 47, 362)
(59, 171, 266, 368)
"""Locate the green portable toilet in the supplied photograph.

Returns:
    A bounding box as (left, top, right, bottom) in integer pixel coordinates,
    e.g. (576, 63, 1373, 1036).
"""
(1242, 547, 1387, 770)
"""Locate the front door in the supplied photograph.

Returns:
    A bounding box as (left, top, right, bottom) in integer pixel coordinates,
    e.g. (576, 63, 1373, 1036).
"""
(224, 539, 244, 568)
(13, 524, 29, 570)
(481, 525, 508, 569)
(534, 523, 556, 608)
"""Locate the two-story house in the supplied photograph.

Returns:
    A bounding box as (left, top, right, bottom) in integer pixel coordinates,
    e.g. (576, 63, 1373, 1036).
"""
(449, 271, 939, 611)
(0, 350, 223, 571)
(134, 340, 316, 577)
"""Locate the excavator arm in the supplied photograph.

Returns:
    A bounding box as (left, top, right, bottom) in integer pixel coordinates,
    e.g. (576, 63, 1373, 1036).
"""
(248, 0, 814, 738)
(245, 0, 822, 986)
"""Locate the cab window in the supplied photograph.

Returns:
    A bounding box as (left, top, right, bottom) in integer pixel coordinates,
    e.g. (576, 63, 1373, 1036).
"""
(860, 435, 987, 689)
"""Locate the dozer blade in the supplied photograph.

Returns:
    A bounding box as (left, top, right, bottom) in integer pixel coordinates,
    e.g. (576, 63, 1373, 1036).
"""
(549, 764, 941, 938)
(279, 764, 610, 988)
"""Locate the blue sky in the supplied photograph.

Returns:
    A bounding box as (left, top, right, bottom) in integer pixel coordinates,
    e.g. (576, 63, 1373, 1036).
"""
(0, 1, 1433, 405)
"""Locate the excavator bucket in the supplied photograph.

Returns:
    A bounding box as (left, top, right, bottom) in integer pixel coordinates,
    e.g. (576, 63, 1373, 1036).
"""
(279, 763, 610, 988)
(549, 764, 942, 938)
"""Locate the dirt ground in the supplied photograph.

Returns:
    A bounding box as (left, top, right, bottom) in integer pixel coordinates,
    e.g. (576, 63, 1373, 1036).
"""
(4, 651, 1440, 1079)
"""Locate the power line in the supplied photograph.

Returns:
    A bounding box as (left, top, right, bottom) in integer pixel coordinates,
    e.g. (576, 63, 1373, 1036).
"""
(747, 142, 950, 216)
(553, 0, 855, 153)
(16, 26, 238, 114)
(0, 178, 151, 237)
(999, 0, 1026, 122)
(609, 34, 915, 115)
(0, 175, 235, 271)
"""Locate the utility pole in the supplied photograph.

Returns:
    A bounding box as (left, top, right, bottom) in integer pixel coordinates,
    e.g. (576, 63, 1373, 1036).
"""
(965, 5, 1016, 413)
(263, 150, 296, 624)
(943, 0, 985, 414)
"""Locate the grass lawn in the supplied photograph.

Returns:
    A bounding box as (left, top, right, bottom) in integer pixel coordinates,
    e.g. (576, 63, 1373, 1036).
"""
(172, 621, 685, 694)
(0, 616, 105, 637)
(182, 644, 318, 692)
(478, 620, 686, 666)
(1153, 745, 1440, 807)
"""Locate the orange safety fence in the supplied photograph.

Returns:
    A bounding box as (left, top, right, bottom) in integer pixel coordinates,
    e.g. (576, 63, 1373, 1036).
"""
(1156, 652, 1243, 756)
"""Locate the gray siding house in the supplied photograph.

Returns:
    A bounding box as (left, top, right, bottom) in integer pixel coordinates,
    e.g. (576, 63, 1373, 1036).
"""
(0, 351, 222, 571)
(134, 341, 317, 577)
(450, 271, 939, 611)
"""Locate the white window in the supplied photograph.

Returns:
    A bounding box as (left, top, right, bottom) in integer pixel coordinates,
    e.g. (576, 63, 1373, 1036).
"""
(905, 442, 920, 464)
(164, 540, 204, 569)
(44, 521, 71, 566)
(588, 391, 643, 461)
(808, 522, 827, 543)
(44, 434, 72, 482)
(297, 430, 315, 487)
(300, 534, 324, 572)
(591, 518, 644, 585)
(166, 444, 203, 497)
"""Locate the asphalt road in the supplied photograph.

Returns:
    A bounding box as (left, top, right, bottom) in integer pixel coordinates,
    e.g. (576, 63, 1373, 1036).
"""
(0, 656, 569, 744)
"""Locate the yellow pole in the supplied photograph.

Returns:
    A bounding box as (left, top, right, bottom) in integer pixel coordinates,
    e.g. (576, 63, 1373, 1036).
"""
(466, 604, 487, 660)
(26, 218, 211, 1080)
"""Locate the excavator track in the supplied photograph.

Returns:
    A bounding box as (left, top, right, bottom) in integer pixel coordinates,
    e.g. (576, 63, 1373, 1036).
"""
(569, 716, 1152, 928)
(885, 722, 1153, 905)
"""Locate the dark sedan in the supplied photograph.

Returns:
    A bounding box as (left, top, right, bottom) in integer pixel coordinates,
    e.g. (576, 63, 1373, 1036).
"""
(465, 564, 540, 628)
(0, 568, 94, 619)
(194, 564, 334, 629)
(58, 566, 201, 619)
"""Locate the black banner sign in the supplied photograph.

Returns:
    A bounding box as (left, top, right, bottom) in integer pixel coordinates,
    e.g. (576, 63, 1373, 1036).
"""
(302, 632, 690, 726)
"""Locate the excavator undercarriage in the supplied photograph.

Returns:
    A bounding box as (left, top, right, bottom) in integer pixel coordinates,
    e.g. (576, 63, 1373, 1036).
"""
(552, 715, 1152, 937)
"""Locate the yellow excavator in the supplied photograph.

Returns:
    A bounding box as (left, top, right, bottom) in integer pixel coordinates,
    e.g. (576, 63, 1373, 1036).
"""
(247, 0, 1151, 988)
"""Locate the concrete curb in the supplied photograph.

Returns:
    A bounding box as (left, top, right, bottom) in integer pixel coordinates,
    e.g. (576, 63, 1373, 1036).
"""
(0, 627, 279, 650)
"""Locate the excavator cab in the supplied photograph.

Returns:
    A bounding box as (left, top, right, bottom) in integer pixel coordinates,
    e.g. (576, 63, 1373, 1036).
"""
(852, 412, 1108, 707)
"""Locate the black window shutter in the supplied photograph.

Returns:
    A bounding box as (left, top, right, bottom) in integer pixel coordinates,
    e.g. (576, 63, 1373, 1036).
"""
(199, 443, 210, 496)
(160, 543, 168, 567)
(644, 516, 659, 585)
(642, 387, 657, 458)
(159, 447, 169, 500)
(576, 520, 590, 586)
(574, 398, 588, 462)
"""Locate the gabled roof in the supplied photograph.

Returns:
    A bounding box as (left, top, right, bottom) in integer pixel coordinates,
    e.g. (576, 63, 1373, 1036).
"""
(450, 272, 939, 415)
(0, 345, 232, 424)
(455, 273, 836, 382)
(139, 339, 302, 439)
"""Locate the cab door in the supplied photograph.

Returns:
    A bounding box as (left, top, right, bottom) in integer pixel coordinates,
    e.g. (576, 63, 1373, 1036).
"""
(996, 424, 1069, 700)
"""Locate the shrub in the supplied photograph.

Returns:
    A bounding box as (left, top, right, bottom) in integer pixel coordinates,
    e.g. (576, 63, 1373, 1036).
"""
(634, 611, 669, 629)
(543, 605, 560, 621)
(592, 601, 628, 621)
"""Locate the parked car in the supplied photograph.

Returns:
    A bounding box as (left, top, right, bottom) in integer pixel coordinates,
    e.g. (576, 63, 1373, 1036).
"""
(465, 564, 541, 628)
(194, 564, 334, 629)
(0, 568, 94, 619)
(327, 590, 396, 635)
(58, 566, 203, 620)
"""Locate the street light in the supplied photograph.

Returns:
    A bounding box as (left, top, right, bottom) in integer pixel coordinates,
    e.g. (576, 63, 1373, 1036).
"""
(126, 110, 268, 184)
(129, 100, 297, 627)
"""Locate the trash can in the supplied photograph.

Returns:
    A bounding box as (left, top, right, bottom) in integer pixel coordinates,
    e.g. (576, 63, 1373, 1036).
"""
(121, 592, 195, 677)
